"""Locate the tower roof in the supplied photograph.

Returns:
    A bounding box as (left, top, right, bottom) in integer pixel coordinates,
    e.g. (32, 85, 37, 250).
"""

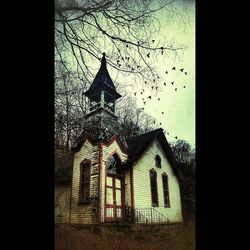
(84, 53, 122, 99)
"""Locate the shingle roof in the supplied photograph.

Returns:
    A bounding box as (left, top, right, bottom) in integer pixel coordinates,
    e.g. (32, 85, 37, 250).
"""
(126, 128, 163, 164)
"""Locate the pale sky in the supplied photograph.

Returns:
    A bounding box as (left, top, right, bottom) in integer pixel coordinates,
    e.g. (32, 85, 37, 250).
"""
(61, 1, 195, 147)
(115, 2, 195, 147)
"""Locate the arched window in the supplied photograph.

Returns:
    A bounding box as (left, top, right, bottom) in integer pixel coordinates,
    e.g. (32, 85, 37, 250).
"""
(107, 153, 122, 175)
(162, 173, 170, 207)
(150, 169, 159, 207)
(155, 155, 162, 168)
(79, 160, 91, 203)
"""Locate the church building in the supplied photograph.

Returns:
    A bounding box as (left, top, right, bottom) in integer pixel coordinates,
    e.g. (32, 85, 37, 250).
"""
(55, 53, 183, 225)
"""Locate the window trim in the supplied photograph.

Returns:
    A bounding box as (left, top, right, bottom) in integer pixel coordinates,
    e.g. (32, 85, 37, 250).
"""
(162, 172, 170, 208)
(79, 159, 91, 204)
(149, 168, 159, 207)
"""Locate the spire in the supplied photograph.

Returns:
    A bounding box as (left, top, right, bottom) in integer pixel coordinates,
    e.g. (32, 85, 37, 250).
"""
(100, 52, 107, 70)
(84, 52, 122, 99)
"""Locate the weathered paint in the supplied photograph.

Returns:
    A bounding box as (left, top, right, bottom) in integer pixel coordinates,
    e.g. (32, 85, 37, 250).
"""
(70, 139, 99, 224)
(133, 139, 183, 222)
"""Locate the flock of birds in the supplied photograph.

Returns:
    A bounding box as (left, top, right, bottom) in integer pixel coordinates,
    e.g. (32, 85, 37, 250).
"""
(133, 66, 189, 140)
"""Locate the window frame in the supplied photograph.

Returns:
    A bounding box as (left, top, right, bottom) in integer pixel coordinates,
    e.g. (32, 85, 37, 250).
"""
(79, 159, 91, 204)
(155, 155, 162, 168)
(107, 153, 122, 177)
(162, 172, 170, 208)
(149, 168, 159, 207)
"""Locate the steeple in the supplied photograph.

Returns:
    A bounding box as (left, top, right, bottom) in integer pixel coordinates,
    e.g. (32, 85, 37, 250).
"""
(84, 53, 122, 116)
(82, 53, 122, 141)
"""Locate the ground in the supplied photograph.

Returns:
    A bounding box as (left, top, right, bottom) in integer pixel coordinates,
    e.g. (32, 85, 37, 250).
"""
(55, 216, 195, 250)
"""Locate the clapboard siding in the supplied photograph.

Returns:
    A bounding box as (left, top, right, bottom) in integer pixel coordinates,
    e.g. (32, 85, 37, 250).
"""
(133, 139, 183, 222)
(70, 139, 98, 224)
(124, 169, 132, 207)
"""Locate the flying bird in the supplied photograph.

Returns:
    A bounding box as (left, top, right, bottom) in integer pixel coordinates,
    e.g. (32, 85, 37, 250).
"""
(126, 44, 128, 47)
(141, 92, 143, 95)
(156, 86, 158, 90)
(161, 112, 164, 114)
(147, 53, 150, 58)
(183, 86, 186, 88)
(164, 82, 166, 86)
(143, 101, 146, 105)
(175, 136, 178, 139)
(172, 67, 176, 70)
(165, 71, 168, 74)
(148, 96, 152, 99)
(152, 39, 155, 43)
(151, 86, 154, 90)
(158, 98, 160, 101)
(180, 68, 184, 72)
(171, 81, 174, 85)
(142, 108, 144, 110)
(185, 72, 188, 75)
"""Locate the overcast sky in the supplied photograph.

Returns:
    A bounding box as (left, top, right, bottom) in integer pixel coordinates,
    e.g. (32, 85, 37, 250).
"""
(119, 2, 195, 147)
(64, 1, 195, 147)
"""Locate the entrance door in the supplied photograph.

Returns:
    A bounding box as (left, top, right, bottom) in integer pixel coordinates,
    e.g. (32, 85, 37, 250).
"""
(105, 176, 124, 221)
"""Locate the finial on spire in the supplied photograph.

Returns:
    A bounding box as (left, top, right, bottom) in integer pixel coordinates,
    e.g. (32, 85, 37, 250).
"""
(101, 52, 107, 67)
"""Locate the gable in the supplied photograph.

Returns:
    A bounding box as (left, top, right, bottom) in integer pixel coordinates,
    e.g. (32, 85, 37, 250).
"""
(126, 129, 183, 182)
(134, 138, 179, 181)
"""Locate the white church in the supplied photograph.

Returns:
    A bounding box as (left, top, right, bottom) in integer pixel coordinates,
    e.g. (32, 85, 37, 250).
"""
(55, 53, 183, 225)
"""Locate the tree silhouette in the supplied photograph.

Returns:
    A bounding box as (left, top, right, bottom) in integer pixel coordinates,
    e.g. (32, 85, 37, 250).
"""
(55, 0, 188, 90)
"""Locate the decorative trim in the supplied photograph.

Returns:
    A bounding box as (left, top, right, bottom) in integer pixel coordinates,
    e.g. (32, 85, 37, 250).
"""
(98, 142, 103, 223)
(102, 135, 127, 154)
(130, 167, 135, 209)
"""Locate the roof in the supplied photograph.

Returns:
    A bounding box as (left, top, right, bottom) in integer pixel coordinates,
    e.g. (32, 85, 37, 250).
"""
(57, 128, 183, 183)
(84, 53, 122, 99)
(126, 128, 183, 181)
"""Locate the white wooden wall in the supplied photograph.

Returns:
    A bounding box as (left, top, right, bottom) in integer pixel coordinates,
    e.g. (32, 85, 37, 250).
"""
(132, 139, 183, 222)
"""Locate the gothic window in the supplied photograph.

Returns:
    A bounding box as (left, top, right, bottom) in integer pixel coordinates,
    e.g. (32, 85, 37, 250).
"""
(107, 154, 122, 175)
(162, 173, 170, 207)
(155, 155, 162, 168)
(150, 169, 159, 207)
(79, 160, 91, 203)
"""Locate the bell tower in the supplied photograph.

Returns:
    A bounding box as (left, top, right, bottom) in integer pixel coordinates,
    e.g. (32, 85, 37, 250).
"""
(83, 53, 122, 140)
